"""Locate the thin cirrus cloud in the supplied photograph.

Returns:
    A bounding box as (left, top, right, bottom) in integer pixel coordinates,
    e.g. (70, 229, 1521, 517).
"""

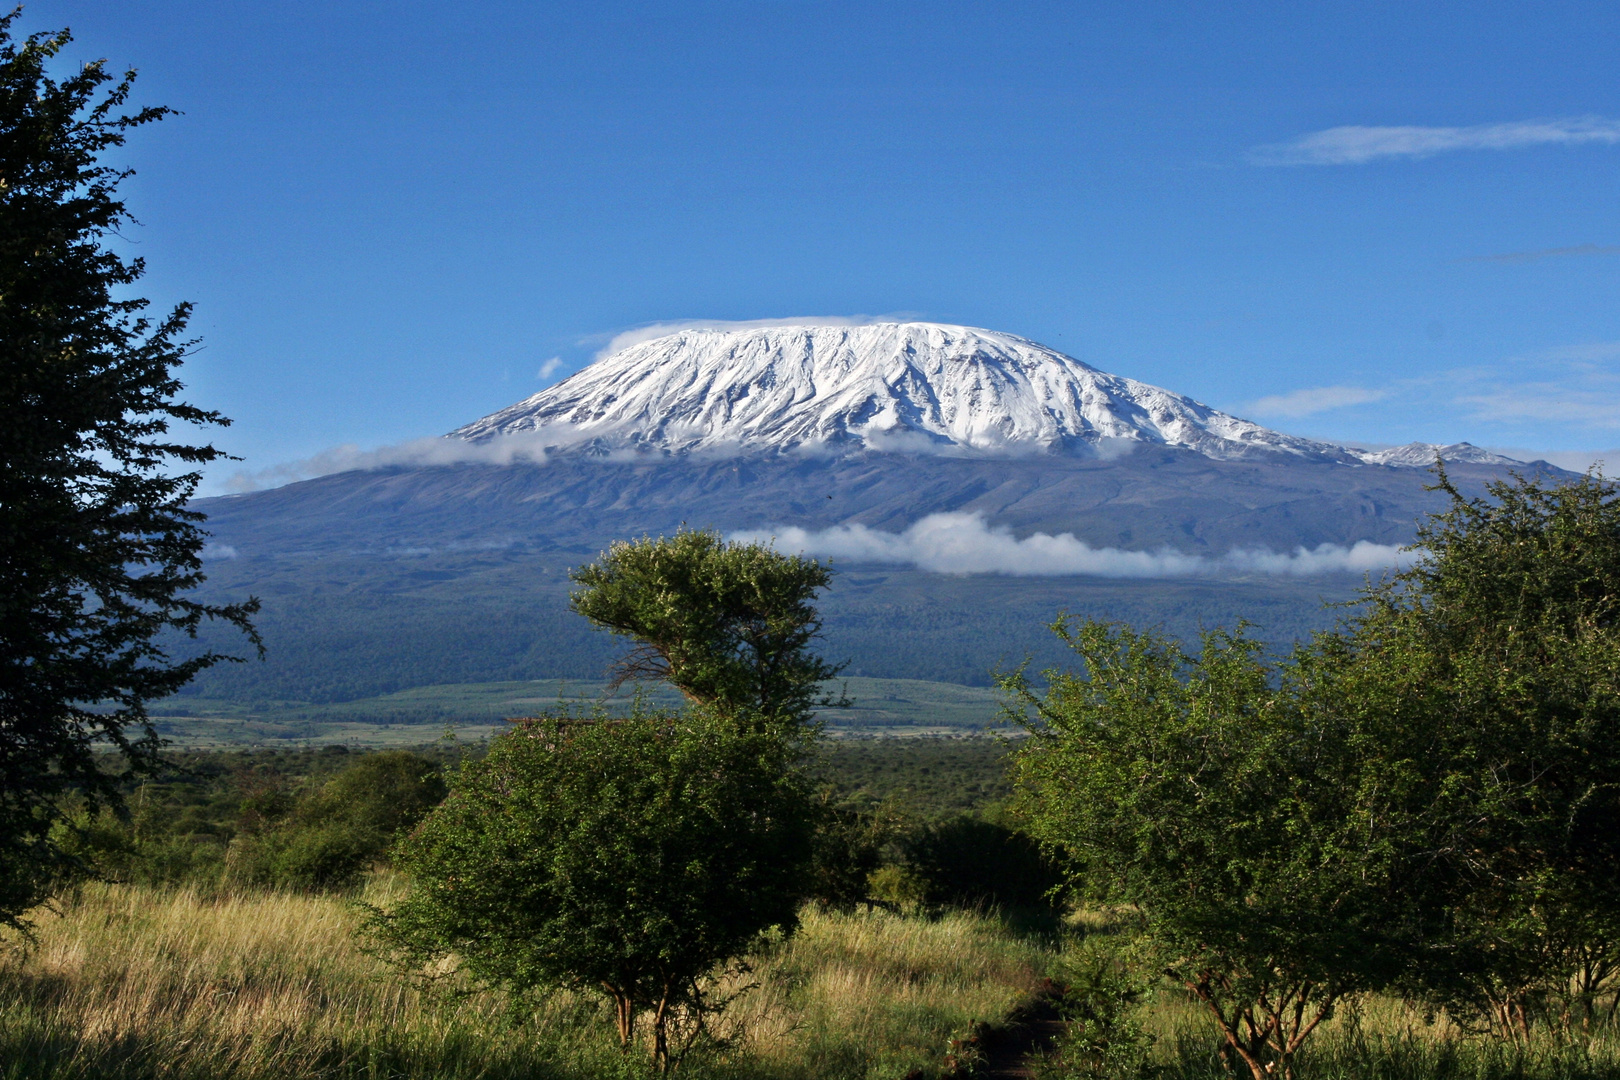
(537, 356, 567, 380)
(1246, 385, 1387, 419)
(1458, 386, 1620, 429)
(1449, 341, 1620, 429)
(1251, 116, 1620, 165)
(1457, 243, 1620, 265)
(732, 513, 1412, 580)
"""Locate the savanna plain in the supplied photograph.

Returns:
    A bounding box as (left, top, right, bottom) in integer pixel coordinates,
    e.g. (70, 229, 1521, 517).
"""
(4, 737, 1619, 1080)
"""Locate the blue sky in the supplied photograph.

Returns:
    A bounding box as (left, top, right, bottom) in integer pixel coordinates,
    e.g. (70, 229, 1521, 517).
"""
(31, 1, 1620, 488)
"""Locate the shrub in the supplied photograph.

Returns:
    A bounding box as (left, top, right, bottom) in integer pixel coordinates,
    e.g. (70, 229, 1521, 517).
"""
(368, 709, 815, 1070)
(232, 751, 446, 891)
(901, 814, 1062, 914)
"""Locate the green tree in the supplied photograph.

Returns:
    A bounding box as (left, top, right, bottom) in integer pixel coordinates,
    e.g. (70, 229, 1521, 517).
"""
(368, 708, 813, 1070)
(233, 751, 446, 891)
(1003, 621, 1408, 1080)
(569, 529, 845, 727)
(0, 16, 257, 928)
(1326, 468, 1620, 1037)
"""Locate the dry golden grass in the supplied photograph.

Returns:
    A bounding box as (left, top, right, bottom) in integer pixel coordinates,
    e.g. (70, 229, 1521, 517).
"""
(0, 881, 1049, 1080)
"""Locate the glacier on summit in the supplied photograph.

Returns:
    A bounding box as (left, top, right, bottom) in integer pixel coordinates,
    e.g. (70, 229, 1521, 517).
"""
(451, 322, 1517, 470)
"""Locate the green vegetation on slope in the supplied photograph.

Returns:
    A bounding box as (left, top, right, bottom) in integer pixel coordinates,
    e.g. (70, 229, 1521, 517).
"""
(144, 676, 1007, 747)
(167, 547, 1354, 704)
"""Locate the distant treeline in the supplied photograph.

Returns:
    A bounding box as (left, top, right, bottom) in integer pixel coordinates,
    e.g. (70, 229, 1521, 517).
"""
(169, 548, 1349, 704)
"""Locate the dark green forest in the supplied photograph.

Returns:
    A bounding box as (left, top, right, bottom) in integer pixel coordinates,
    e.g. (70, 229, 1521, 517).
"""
(167, 546, 1354, 705)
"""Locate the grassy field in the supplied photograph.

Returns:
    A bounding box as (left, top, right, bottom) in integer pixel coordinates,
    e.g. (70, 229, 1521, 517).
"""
(1041, 990, 1620, 1080)
(147, 677, 1009, 747)
(5, 881, 1619, 1079)
(0, 881, 1048, 1080)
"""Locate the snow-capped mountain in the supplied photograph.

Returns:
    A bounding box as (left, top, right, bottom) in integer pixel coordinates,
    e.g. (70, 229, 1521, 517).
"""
(453, 323, 1332, 461)
(1349, 442, 1521, 468)
(451, 321, 1520, 469)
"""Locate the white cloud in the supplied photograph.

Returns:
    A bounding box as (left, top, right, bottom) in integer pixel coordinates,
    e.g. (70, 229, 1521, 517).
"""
(733, 512, 1412, 579)
(591, 314, 918, 360)
(1252, 116, 1620, 165)
(220, 432, 555, 493)
(537, 356, 567, 380)
(1458, 387, 1620, 428)
(1247, 385, 1387, 419)
(201, 543, 238, 560)
(1446, 341, 1620, 430)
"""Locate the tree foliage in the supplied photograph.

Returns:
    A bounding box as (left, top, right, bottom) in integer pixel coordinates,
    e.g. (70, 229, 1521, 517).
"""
(1327, 468, 1620, 1036)
(368, 708, 813, 1070)
(0, 15, 257, 927)
(231, 750, 446, 891)
(569, 530, 844, 727)
(1003, 621, 1409, 1080)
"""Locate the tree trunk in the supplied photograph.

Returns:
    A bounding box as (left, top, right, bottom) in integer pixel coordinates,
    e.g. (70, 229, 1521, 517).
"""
(607, 985, 635, 1048)
(652, 990, 673, 1072)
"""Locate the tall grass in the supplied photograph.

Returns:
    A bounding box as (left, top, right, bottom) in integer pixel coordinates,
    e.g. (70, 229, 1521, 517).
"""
(1137, 996, 1620, 1080)
(1035, 958, 1620, 1080)
(0, 881, 1048, 1079)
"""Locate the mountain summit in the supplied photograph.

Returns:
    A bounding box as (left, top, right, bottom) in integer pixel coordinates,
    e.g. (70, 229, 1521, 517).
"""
(453, 322, 1372, 462)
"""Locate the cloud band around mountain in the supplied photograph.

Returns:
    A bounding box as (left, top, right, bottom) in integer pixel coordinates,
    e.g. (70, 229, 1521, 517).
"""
(1252, 116, 1620, 165)
(734, 512, 1412, 579)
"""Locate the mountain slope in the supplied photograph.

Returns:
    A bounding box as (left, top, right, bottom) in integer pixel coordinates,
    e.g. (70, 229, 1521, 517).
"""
(453, 322, 1362, 461)
(179, 321, 1558, 708)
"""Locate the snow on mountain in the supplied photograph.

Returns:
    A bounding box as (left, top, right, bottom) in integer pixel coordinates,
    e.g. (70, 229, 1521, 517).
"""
(1346, 442, 1521, 468)
(451, 322, 1518, 469)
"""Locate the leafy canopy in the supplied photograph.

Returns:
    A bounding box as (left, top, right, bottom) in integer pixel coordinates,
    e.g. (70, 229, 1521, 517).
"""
(1330, 467, 1620, 1034)
(0, 15, 257, 927)
(1003, 621, 1408, 1080)
(570, 529, 844, 726)
(369, 708, 813, 1069)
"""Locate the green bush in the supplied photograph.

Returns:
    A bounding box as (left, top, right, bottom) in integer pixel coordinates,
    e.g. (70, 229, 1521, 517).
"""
(369, 708, 815, 1070)
(232, 751, 446, 891)
(901, 814, 1062, 913)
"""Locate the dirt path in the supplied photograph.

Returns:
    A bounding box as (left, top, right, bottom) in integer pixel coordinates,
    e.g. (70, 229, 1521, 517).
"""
(976, 1008, 1066, 1077)
(946, 982, 1069, 1079)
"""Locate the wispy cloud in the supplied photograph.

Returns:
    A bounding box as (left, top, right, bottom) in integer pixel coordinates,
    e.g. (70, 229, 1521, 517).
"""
(1447, 341, 1620, 429)
(1247, 385, 1387, 419)
(219, 433, 556, 493)
(733, 512, 1411, 579)
(1458, 387, 1620, 428)
(1252, 116, 1620, 165)
(590, 314, 919, 360)
(1457, 243, 1620, 264)
(537, 356, 567, 380)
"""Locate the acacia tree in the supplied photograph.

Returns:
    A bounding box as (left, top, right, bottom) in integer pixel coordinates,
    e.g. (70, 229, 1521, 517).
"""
(570, 529, 845, 727)
(1329, 468, 1620, 1036)
(369, 708, 813, 1070)
(0, 17, 257, 926)
(1003, 621, 1410, 1080)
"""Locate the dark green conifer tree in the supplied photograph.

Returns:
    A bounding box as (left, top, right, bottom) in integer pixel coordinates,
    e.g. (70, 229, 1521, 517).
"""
(0, 15, 258, 928)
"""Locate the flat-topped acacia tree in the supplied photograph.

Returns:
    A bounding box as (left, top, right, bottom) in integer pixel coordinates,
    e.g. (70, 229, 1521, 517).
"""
(569, 529, 846, 727)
